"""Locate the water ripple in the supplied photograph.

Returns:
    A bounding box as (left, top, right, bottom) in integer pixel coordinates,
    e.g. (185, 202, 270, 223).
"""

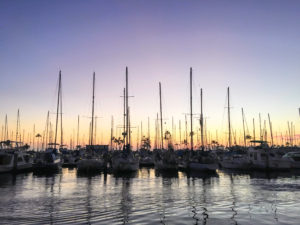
(0, 169, 300, 224)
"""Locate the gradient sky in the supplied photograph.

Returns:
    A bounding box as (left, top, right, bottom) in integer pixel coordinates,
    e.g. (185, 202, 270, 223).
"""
(1, 0, 300, 147)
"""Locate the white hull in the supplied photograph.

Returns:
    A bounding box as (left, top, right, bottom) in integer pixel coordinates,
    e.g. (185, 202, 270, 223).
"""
(248, 147, 291, 170)
(0, 152, 33, 173)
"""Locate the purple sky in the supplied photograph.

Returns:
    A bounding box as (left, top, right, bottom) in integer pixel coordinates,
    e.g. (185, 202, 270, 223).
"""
(1, 0, 300, 146)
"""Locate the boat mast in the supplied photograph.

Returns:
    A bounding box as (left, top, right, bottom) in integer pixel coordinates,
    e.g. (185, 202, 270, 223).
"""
(137, 125, 139, 150)
(252, 118, 255, 145)
(90, 72, 95, 146)
(54, 71, 61, 148)
(268, 113, 274, 147)
(179, 120, 182, 149)
(242, 108, 246, 147)
(288, 121, 292, 146)
(45, 111, 50, 148)
(127, 107, 131, 150)
(123, 88, 126, 149)
(200, 88, 204, 151)
(185, 114, 188, 148)
(159, 82, 164, 149)
(110, 116, 113, 150)
(259, 113, 262, 141)
(190, 67, 193, 151)
(4, 114, 8, 140)
(155, 113, 158, 149)
(16, 109, 20, 143)
(77, 115, 80, 147)
(60, 75, 63, 148)
(227, 87, 232, 148)
(172, 117, 174, 144)
(95, 117, 97, 144)
(33, 124, 35, 150)
(125, 67, 129, 149)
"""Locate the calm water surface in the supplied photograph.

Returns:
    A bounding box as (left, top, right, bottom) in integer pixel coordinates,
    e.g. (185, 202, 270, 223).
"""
(0, 168, 300, 224)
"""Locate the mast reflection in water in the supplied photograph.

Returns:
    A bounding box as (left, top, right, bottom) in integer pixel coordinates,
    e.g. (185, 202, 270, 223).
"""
(0, 168, 300, 224)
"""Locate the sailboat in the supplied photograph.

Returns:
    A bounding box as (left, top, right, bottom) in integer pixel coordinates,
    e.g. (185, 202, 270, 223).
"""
(186, 68, 218, 172)
(33, 71, 62, 172)
(247, 141, 291, 170)
(153, 82, 178, 171)
(111, 67, 139, 172)
(77, 72, 105, 173)
(219, 88, 251, 170)
(0, 140, 33, 173)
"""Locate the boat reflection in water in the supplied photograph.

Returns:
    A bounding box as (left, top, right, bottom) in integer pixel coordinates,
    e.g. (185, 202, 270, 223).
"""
(0, 168, 300, 224)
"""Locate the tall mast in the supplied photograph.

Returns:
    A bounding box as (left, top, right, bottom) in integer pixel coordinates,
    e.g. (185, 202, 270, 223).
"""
(268, 113, 274, 146)
(110, 116, 113, 150)
(54, 71, 61, 148)
(148, 116, 150, 140)
(252, 118, 255, 143)
(60, 75, 63, 147)
(242, 108, 246, 147)
(205, 118, 208, 147)
(155, 113, 158, 149)
(159, 82, 164, 149)
(227, 87, 232, 148)
(190, 67, 193, 151)
(45, 111, 50, 148)
(259, 113, 262, 141)
(33, 124, 35, 150)
(125, 67, 129, 148)
(90, 72, 95, 146)
(137, 125, 139, 150)
(128, 107, 131, 148)
(95, 117, 97, 144)
(123, 88, 126, 148)
(172, 117, 174, 144)
(287, 121, 292, 146)
(179, 120, 182, 149)
(49, 122, 52, 144)
(200, 88, 204, 151)
(77, 115, 80, 147)
(185, 114, 188, 147)
(4, 114, 8, 140)
(16, 109, 20, 142)
(291, 122, 294, 146)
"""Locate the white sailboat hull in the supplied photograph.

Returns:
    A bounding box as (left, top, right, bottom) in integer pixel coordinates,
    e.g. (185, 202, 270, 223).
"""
(0, 152, 33, 173)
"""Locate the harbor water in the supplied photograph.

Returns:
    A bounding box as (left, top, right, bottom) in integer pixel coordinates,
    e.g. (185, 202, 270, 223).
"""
(0, 168, 300, 224)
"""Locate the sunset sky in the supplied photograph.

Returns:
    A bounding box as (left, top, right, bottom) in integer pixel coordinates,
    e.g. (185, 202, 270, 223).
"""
(1, 0, 300, 148)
